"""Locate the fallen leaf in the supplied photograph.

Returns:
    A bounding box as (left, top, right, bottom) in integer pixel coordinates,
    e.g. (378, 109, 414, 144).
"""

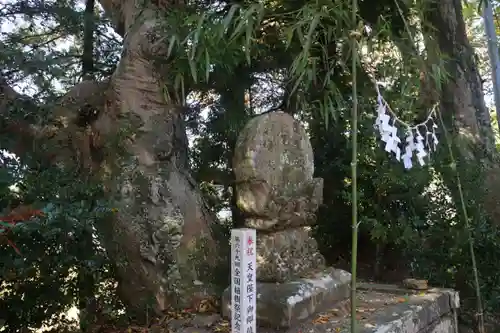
(197, 298, 218, 313)
(214, 323, 230, 332)
(312, 314, 331, 324)
(214, 320, 230, 332)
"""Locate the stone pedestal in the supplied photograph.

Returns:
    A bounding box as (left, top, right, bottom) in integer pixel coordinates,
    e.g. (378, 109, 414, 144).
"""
(256, 227, 326, 282)
(222, 267, 351, 328)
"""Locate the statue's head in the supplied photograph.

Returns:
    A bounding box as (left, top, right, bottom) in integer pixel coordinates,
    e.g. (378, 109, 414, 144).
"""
(233, 111, 315, 198)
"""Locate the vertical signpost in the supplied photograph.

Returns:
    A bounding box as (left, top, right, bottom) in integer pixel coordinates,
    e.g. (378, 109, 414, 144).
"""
(231, 228, 257, 333)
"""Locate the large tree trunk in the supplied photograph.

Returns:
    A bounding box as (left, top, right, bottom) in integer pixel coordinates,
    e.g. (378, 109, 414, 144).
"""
(87, 0, 219, 315)
(421, 0, 500, 224)
(1, 0, 218, 318)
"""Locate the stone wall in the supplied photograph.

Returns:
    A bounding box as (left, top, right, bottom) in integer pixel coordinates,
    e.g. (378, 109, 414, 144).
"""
(158, 284, 459, 333)
(356, 284, 459, 333)
(220, 283, 459, 333)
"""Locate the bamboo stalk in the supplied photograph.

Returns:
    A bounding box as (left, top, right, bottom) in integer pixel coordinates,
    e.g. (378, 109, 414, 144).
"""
(437, 111, 485, 333)
(350, 0, 359, 330)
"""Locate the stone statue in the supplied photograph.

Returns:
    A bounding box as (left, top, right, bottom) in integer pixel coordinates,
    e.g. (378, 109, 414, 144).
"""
(222, 111, 351, 328)
(232, 111, 325, 282)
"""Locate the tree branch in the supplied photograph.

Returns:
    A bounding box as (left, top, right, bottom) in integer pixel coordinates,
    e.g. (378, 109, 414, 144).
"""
(83, 0, 96, 80)
(1, 75, 110, 166)
(97, 0, 125, 37)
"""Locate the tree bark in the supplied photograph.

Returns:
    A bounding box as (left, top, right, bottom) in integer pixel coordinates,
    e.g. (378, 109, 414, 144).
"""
(79, 2, 98, 330)
(1, 0, 218, 318)
(421, 0, 500, 223)
(215, 65, 252, 228)
(85, 0, 219, 316)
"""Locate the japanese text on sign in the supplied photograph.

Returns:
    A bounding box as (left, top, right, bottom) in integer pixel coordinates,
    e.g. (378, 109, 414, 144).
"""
(231, 228, 257, 333)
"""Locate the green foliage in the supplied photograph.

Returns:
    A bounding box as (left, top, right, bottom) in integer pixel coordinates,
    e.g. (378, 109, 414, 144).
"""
(0, 154, 124, 332)
(0, 2, 123, 330)
(166, 0, 500, 322)
(0, 0, 120, 97)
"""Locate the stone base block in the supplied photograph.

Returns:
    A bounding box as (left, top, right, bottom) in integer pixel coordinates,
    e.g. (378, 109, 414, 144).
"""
(221, 267, 351, 328)
(256, 228, 326, 282)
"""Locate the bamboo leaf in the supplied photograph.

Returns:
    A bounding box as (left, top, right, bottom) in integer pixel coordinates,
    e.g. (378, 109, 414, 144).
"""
(255, 3, 265, 27)
(296, 26, 305, 44)
(205, 49, 210, 82)
(230, 6, 255, 41)
(284, 26, 295, 48)
(174, 74, 182, 92)
(191, 12, 207, 60)
(167, 36, 177, 58)
(173, 74, 186, 105)
(223, 4, 240, 33)
(304, 14, 320, 54)
(327, 95, 336, 122)
(311, 59, 317, 85)
(162, 84, 171, 104)
(245, 17, 254, 64)
(327, 26, 334, 42)
(322, 102, 329, 129)
(180, 75, 185, 105)
(290, 71, 305, 97)
(230, 19, 247, 41)
(188, 57, 198, 82)
(173, 74, 183, 103)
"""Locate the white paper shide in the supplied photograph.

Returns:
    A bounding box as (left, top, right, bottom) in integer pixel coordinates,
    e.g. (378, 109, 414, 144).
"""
(231, 228, 257, 333)
(374, 84, 439, 170)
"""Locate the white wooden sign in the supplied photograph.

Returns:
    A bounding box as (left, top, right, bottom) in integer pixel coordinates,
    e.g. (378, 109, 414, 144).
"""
(231, 228, 257, 333)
